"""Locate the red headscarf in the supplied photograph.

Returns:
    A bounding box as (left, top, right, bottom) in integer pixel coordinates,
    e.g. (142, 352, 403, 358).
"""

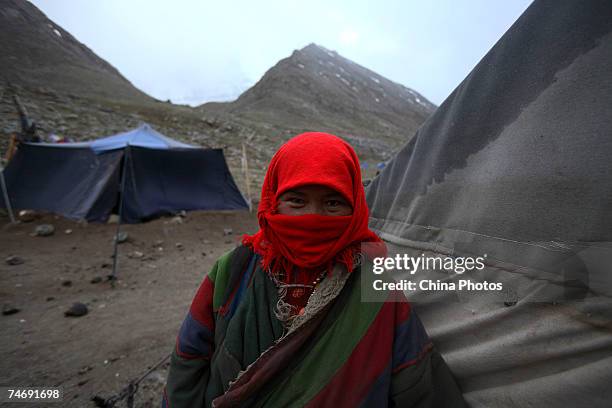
(242, 132, 386, 277)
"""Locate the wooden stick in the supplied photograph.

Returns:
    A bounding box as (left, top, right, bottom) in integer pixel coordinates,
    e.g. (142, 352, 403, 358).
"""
(0, 162, 16, 224)
(4, 134, 18, 163)
(242, 143, 252, 212)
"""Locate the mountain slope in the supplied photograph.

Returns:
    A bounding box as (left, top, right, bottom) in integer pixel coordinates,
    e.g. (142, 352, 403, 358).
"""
(0, 0, 152, 103)
(200, 43, 435, 160)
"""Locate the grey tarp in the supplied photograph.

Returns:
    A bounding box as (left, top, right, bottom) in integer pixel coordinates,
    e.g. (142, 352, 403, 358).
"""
(366, 0, 612, 406)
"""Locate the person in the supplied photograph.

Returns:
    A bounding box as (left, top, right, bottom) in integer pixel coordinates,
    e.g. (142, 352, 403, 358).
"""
(162, 132, 465, 407)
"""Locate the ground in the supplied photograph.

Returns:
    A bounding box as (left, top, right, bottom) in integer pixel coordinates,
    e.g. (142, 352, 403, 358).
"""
(0, 210, 259, 407)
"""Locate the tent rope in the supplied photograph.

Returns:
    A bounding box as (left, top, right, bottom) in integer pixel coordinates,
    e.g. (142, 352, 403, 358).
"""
(93, 352, 171, 408)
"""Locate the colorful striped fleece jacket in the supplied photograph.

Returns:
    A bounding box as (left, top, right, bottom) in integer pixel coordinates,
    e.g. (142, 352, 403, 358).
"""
(162, 245, 466, 408)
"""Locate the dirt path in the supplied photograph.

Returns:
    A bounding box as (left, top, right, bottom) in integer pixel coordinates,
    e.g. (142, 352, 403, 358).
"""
(0, 210, 258, 407)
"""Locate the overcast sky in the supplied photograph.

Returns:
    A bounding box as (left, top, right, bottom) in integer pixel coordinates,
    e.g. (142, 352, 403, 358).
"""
(31, 0, 533, 106)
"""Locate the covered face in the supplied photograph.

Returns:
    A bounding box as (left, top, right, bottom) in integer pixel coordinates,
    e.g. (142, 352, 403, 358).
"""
(276, 184, 353, 216)
(242, 132, 385, 274)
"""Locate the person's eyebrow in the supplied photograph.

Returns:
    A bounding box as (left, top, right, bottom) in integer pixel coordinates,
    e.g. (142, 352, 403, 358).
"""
(280, 189, 305, 196)
(323, 192, 348, 200)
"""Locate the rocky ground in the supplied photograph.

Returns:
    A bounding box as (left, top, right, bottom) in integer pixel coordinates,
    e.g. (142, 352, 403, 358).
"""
(0, 209, 259, 407)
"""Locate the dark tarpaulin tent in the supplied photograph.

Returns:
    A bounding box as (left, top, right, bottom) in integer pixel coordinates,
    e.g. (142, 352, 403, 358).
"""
(366, 1, 612, 407)
(1, 124, 248, 223)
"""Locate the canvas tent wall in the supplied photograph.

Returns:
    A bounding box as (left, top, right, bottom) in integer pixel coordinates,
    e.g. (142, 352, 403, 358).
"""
(1, 124, 248, 222)
(366, 1, 612, 407)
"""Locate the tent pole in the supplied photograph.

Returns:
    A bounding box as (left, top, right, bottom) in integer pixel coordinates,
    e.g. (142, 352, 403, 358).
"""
(0, 164, 16, 224)
(4, 134, 18, 163)
(0, 88, 16, 224)
(241, 143, 252, 212)
(110, 146, 129, 287)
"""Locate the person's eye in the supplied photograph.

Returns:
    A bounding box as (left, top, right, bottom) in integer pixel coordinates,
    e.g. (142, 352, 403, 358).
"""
(326, 200, 343, 208)
(288, 197, 305, 205)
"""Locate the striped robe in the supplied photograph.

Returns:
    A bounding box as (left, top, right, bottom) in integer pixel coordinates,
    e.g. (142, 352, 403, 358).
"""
(162, 245, 465, 407)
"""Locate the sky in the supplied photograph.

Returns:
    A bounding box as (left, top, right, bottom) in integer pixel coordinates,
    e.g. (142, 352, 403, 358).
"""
(31, 0, 533, 106)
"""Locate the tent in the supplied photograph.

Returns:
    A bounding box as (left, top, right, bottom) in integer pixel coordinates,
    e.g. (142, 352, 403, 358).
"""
(366, 1, 612, 407)
(1, 123, 249, 223)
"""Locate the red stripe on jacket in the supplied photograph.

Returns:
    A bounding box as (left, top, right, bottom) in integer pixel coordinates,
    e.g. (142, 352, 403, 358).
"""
(305, 300, 400, 407)
(189, 275, 215, 331)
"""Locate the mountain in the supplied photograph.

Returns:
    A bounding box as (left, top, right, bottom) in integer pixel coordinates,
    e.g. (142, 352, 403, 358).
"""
(0, 0, 151, 103)
(0, 0, 436, 194)
(0, 0, 203, 161)
(200, 44, 435, 162)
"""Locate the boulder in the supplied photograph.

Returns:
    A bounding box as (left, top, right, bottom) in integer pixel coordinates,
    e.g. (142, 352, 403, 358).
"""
(5, 255, 24, 266)
(34, 224, 55, 237)
(64, 302, 88, 317)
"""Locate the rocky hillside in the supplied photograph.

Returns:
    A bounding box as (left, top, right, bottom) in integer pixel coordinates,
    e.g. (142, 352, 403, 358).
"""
(0, 1, 436, 196)
(0, 0, 151, 103)
(201, 44, 434, 166)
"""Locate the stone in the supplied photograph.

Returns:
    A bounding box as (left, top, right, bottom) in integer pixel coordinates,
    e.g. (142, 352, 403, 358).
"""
(114, 231, 128, 243)
(2, 304, 20, 315)
(5, 255, 24, 266)
(90, 276, 103, 284)
(128, 251, 144, 259)
(91, 394, 107, 404)
(34, 224, 55, 237)
(107, 214, 120, 224)
(223, 228, 233, 236)
(144, 370, 166, 385)
(64, 302, 88, 317)
(78, 366, 94, 376)
(61, 280, 72, 287)
(170, 216, 183, 224)
(18, 210, 39, 223)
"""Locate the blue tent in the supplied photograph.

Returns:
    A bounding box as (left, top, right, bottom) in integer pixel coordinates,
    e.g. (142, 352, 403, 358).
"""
(89, 123, 196, 153)
(1, 124, 249, 222)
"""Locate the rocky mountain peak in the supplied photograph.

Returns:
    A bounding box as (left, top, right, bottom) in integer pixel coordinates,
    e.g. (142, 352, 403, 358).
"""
(216, 43, 435, 160)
